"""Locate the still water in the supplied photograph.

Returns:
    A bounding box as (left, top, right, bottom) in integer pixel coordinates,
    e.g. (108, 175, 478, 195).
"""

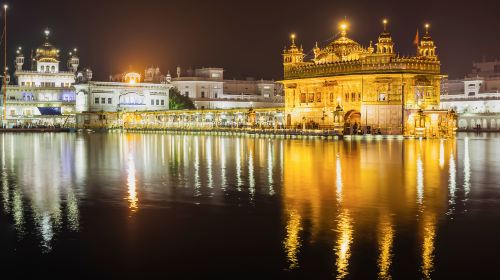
(0, 132, 499, 279)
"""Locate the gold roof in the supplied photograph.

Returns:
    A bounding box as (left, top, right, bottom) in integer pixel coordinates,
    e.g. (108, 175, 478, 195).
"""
(35, 30, 59, 63)
(314, 29, 370, 63)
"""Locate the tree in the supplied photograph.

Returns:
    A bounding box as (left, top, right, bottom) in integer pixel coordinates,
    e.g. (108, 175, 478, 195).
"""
(168, 87, 195, 110)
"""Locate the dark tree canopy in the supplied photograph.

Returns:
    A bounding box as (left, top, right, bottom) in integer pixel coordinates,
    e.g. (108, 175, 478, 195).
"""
(169, 87, 195, 110)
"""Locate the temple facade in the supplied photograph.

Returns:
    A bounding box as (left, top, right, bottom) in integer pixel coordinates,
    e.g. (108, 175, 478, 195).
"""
(281, 21, 456, 137)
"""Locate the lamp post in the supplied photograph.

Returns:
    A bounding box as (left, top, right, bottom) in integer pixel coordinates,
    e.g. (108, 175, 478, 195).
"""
(2, 4, 7, 127)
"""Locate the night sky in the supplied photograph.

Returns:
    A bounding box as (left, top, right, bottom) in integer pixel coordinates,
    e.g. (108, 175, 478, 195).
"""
(4, 0, 500, 80)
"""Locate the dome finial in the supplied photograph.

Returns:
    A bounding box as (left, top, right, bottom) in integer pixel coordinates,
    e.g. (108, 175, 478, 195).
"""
(290, 33, 296, 46)
(339, 21, 348, 37)
(424, 23, 430, 34)
(44, 28, 50, 40)
(382, 19, 388, 32)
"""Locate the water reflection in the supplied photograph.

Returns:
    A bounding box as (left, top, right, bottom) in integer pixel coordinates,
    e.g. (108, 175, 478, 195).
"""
(0, 132, 493, 277)
(127, 153, 138, 212)
(377, 213, 394, 280)
(283, 208, 302, 270)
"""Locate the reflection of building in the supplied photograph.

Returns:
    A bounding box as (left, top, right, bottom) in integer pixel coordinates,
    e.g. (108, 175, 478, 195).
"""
(440, 60, 500, 130)
(281, 21, 455, 137)
(74, 71, 171, 113)
(1, 29, 79, 126)
(172, 67, 283, 110)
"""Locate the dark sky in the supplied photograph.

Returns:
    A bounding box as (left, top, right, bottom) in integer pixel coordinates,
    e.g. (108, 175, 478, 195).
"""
(5, 0, 500, 80)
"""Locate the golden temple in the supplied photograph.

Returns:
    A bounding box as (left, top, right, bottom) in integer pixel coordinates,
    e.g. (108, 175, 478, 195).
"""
(282, 20, 456, 137)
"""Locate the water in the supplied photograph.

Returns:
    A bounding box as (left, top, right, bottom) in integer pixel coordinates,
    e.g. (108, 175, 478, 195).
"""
(0, 132, 499, 279)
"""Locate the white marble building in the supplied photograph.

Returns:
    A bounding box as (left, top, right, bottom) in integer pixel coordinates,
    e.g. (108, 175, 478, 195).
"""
(172, 67, 283, 110)
(441, 78, 500, 130)
(1, 29, 79, 126)
(74, 72, 171, 113)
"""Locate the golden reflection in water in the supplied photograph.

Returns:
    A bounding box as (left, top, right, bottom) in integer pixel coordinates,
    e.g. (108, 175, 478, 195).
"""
(206, 137, 213, 189)
(421, 213, 436, 280)
(283, 208, 302, 270)
(236, 139, 242, 191)
(249, 148, 255, 199)
(447, 153, 457, 215)
(336, 152, 343, 203)
(194, 137, 201, 195)
(127, 154, 138, 212)
(220, 138, 227, 190)
(267, 142, 275, 196)
(463, 137, 471, 198)
(377, 214, 394, 280)
(416, 152, 424, 206)
(335, 209, 353, 279)
(439, 139, 445, 169)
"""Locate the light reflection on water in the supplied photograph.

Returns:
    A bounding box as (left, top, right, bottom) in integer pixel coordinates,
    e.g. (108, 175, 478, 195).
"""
(0, 132, 499, 278)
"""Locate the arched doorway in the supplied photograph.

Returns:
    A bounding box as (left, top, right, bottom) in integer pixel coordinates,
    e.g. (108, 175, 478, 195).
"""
(344, 110, 361, 126)
(458, 119, 468, 129)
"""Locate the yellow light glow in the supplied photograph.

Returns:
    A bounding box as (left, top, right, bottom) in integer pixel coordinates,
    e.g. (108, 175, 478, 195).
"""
(291, 33, 296, 40)
(127, 154, 138, 212)
(335, 209, 353, 279)
(340, 22, 348, 30)
(383, 19, 388, 25)
(284, 209, 302, 270)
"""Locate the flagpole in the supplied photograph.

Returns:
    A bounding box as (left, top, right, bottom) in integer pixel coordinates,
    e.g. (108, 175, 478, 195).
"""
(2, 4, 7, 127)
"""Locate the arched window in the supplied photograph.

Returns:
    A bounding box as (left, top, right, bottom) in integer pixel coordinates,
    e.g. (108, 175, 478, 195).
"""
(300, 92, 306, 103)
(41, 66, 45, 72)
(51, 66, 55, 72)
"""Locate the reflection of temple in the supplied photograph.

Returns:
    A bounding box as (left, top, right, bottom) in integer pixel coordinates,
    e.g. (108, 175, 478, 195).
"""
(0, 133, 82, 251)
(281, 21, 456, 137)
(281, 139, 456, 278)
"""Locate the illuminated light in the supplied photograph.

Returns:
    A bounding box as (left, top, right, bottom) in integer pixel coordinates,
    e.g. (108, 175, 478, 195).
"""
(463, 137, 471, 198)
(248, 149, 255, 199)
(335, 209, 353, 279)
(439, 139, 445, 169)
(127, 154, 138, 212)
(421, 213, 436, 279)
(336, 152, 343, 203)
(44, 29, 50, 37)
(446, 153, 457, 215)
(3, 4, 7, 9)
(284, 209, 302, 270)
(416, 153, 424, 205)
(378, 215, 394, 280)
(340, 22, 348, 31)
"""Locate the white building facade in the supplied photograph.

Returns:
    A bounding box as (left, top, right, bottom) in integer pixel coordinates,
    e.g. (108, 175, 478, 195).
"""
(441, 78, 500, 130)
(172, 67, 283, 110)
(1, 30, 79, 127)
(74, 72, 171, 113)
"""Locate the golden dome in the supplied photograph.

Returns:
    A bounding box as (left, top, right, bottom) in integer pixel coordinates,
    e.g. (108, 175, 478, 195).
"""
(314, 28, 369, 63)
(35, 29, 59, 62)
